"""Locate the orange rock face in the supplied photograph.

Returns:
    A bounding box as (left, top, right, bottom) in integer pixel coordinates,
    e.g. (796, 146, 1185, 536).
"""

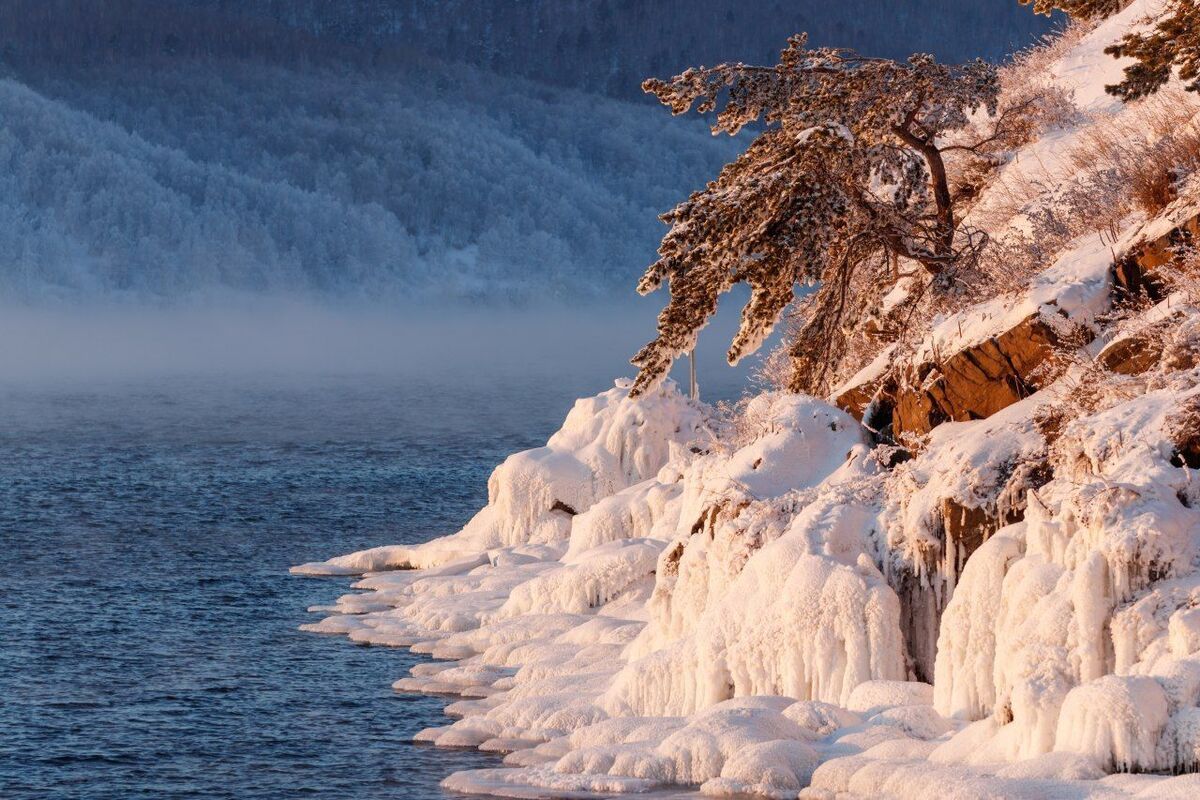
(833, 213, 1200, 440)
(892, 313, 1064, 438)
(1097, 311, 1186, 376)
(1117, 214, 1200, 298)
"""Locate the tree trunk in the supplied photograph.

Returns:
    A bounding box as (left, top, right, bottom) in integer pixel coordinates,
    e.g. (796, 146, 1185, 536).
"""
(892, 124, 956, 268)
(922, 143, 955, 259)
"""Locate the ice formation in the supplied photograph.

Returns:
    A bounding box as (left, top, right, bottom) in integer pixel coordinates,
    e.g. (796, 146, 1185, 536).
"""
(293, 379, 707, 574)
(297, 3, 1200, 797)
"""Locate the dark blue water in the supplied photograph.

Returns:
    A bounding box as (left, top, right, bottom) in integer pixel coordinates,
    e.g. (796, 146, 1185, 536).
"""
(0, 372, 613, 800)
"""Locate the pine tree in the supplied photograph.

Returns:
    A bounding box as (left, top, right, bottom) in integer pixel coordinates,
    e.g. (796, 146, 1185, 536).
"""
(1106, 1, 1200, 101)
(628, 35, 1000, 397)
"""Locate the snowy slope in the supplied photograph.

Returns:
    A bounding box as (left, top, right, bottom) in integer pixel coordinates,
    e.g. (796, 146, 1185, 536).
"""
(297, 3, 1200, 797)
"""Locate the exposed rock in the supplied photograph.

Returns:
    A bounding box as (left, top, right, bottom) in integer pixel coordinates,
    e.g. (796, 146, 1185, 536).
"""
(941, 498, 996, 570)
(895, 494, 1030, 683)
(1099, 333, 1164, 375)
(1113, 213, 1200, 305)
(1112, 252, 1168, 305)
(893, 377, 948, 439)
(892, 312, 1065, 438)
(1098, 310, 1186, 375)
(834, 377, 884, 422)
(550, 499, 578, 515)
(1169, 396, 1200, 470)
(833, 374, 899, 444)
(833, 312, 1066, 441)
(832, 215, 1200, 445)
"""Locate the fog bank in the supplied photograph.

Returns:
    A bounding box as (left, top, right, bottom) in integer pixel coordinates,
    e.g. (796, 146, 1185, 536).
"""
(0, 297, 766, 400)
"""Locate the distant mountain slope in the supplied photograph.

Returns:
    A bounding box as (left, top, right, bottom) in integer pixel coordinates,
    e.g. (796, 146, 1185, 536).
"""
(238, 0, 1056, 97)
(0, 58, 736, 302)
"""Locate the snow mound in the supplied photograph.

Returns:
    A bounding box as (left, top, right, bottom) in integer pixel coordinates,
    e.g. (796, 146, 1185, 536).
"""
(1054, 676, 1169, 772)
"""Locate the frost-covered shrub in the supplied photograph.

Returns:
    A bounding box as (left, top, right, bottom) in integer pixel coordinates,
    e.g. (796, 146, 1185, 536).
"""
(1069, 90, 1200, 216)
(1020, 0, 1129, 19)
(946, 38, 1083, 217)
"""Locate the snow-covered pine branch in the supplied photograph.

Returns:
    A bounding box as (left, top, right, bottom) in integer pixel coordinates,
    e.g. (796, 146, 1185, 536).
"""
(1019, 0, 1199, 103)
(1018, 0, 1129, 19)
(1107, 1, 1200, 100)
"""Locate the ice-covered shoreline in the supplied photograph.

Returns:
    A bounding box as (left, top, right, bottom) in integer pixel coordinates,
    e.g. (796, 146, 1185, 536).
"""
(294, 381, 910, 798)
(294, 374, 1200, 799)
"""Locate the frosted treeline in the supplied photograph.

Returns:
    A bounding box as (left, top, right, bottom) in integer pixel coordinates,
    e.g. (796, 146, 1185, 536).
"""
(0, 59, 736, 302)
(0, 1, 1053, 95)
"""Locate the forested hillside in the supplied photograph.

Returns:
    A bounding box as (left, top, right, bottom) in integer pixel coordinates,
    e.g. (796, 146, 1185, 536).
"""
(0, 0, 1052, 303)
(200, 0, 1056, 97)
(0, 57, 737, 301)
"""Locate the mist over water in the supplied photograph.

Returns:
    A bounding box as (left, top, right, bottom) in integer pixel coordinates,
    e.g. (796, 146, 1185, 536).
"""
(0, 298, 763, 400)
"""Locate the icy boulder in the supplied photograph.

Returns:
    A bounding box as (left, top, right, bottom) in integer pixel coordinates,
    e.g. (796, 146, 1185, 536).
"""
(933, 528, 1026, 721)
(635, 394, 870, 652)
(597, 397, 899, 716)
(293, 379, 708, 573)
(536, 698, 823, 798)
(606, 512, 906, 715)
(847, 680, 935, 717)
(564, 471, 686, 559)
(1169, 609, 1200, 658)
(1053, 675, 1169, 772)
(1161, 707, 1200, 775)
(701, 738, 821, 798)
(491, 538, 665, 618)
